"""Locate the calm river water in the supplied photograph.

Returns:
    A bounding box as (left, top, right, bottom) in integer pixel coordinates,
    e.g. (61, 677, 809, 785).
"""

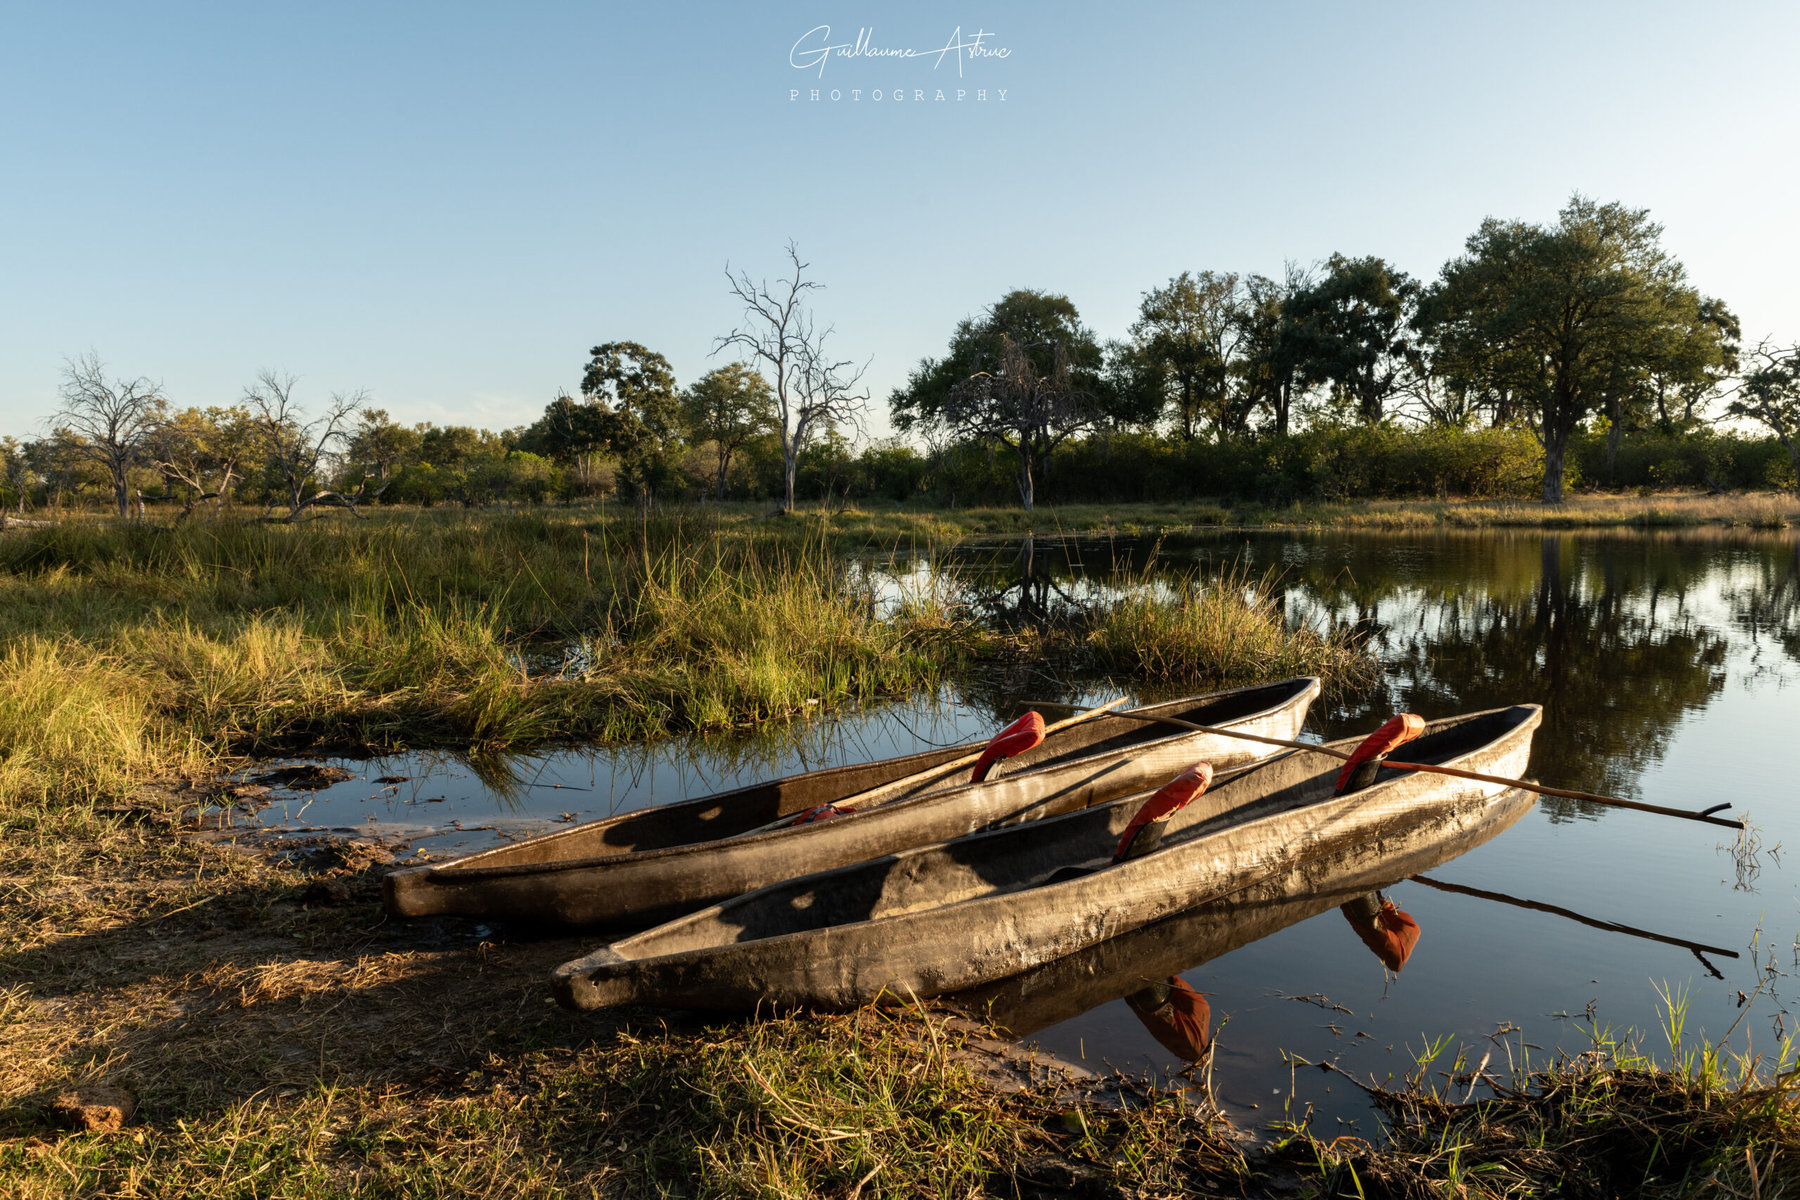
(249, 529, 1800, 1134)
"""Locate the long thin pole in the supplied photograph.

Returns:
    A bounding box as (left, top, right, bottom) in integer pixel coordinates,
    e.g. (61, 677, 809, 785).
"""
(1023, 701, 1744, 831)
(1407, 874, 1741, 966)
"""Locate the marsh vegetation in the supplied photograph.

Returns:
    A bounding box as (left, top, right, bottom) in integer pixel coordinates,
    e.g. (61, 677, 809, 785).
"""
(10, 511, 1800, 1198)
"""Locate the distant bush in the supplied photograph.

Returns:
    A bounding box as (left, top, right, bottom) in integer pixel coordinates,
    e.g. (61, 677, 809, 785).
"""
(1570, 430, 1792, 492)
(892, 426, 1552, 506)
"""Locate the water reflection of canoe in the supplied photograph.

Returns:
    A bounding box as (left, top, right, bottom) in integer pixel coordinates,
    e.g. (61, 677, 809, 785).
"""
(952, 788, 1535, 1038)
(384, 678, 1321, 929)
(553, 704, 1542, 1011)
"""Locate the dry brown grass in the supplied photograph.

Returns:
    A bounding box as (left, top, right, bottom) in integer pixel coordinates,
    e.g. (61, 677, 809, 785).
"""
(1266, 490, 1800, 532)
(0, 795, 1250, 1199)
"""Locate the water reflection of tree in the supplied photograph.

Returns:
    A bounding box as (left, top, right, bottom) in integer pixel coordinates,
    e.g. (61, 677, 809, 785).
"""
(1726, 538, 1800, 669)
(937, 542, 1123, 715)
(955, 562, 1094, 634)
(913, 531, 1765, 823)
(1311, 535, 1730, 812)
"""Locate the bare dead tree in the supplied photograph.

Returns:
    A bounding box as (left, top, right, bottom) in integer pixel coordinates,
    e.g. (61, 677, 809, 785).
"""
(49, 353, 167, 518)
(716, 243, 869, 512)
(946, 334, 1092, 511)
(243, 370, 375, 520)
(791, 316, 870, 500)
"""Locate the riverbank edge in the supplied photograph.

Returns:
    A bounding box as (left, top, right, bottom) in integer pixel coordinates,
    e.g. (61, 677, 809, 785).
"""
(7, 489, 1799, 541)
(4, 793, 1797, 1198)
(777, 490, 1800, 541)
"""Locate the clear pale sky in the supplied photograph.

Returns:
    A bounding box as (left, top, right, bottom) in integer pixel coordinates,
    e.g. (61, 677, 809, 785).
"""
(3, 2, 1796, 440)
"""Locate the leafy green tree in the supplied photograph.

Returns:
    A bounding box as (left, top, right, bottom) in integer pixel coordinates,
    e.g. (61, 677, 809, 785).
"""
(1283, 254, 1418, 426)
(415, 424, 496, 469)
(1127, 272, 1247, 439)
(891, 289, 1107, 509)
(1235, 269, 1308, 435)
(852, 438, 927, 502)
(1588, 294, 1738, 481)
(892, 290, 1105, 429)
(521, 392, 613, 496)
(387, 461, 447, 506)
(0, 437, 36, 516)
(581, 341, 684, 505)
(1094, 340, 1167, 434)
(943, 331, 1092, 510)
(1726, 342, 1800, 496)
(683, 362, 775, 500)
(146, 405, 263, 517)
(496, 451, 555, 505)
(349, 409, 421, 482)
(1420, 196, 1722, 502)
(1645, 296, 1739, 434)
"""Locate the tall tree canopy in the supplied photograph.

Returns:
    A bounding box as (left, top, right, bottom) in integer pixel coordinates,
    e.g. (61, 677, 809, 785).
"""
(1419, 196, 1725, 502)
(1235, 269, 1307, 436)
(348, 409, 421, 482)
(1283, 254, 1418, 426)
(1126, 271, 1246, 439)
(581, 340, 684, 503)
(683, 363, 775, 500)
(890, 289, 1109, 508)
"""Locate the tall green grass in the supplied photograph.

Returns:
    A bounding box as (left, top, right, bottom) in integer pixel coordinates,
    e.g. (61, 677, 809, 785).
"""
(0, 512, 983, 807)
(1279, 988, 1800, 1198)
(0, 637, 207, 809)
(1085, 564, 1373, 687)
(0, 509, 1367, 810)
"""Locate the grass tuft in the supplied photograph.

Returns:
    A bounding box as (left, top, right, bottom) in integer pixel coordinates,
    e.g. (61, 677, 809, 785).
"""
(1084, 564, 1374, 689)
(1276, 1007, 1800, 1199)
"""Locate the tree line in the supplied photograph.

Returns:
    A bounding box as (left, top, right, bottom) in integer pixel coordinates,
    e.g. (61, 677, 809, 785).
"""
(891, 196, 1800, 506)
(8, 197, 1800, 519)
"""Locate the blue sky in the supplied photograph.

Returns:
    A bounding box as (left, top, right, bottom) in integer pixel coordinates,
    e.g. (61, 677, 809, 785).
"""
(3, 1, 1796, 440)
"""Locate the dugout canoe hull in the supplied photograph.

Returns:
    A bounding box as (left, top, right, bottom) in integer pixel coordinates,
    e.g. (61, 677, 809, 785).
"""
(951, 787, 1536, 1037)
(384, 677, 1320, 929)
(552, 704, 1541, 1011)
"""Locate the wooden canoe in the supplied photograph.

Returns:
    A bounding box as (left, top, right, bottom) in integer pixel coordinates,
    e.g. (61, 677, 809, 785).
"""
(384, 677, 1321, 929)
(951, 787, 1535, 1038)
(551, 704, 1542, 1011)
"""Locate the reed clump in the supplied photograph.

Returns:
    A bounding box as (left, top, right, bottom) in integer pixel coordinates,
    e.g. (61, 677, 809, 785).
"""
(1084, 565, 1375, 689)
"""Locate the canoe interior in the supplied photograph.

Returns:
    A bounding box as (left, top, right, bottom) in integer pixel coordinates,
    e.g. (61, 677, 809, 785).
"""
(417, 677, 1318, 872)
(611, 705, 1538, 959)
